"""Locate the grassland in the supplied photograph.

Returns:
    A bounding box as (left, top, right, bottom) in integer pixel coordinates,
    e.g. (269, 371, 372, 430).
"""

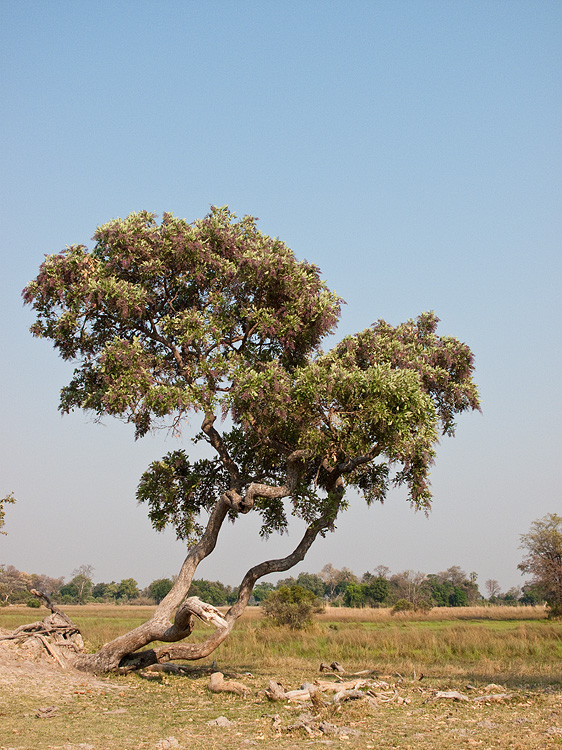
(1, 605, 561, 749)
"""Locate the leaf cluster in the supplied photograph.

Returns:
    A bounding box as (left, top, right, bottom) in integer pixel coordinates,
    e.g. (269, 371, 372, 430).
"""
(24, 208, 480, 542)
(24, 207, 340, 438)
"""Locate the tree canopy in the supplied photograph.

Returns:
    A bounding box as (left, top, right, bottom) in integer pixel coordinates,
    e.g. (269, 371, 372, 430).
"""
(22, 207, 480, 672)
(519, 513, 562, 618)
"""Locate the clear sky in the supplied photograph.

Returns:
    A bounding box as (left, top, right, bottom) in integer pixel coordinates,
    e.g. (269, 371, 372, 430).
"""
(1, 0, 560, 593)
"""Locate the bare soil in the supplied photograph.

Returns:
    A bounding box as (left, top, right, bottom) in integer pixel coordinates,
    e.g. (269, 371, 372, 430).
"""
(0, 629, 115, 698)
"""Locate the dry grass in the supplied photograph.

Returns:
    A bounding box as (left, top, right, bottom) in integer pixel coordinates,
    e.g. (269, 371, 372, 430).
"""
(1, 604, 561, 749)
(318, 604, 549, 621)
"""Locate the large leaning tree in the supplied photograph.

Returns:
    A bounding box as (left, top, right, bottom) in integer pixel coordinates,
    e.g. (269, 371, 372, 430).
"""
(22, 207, 480, 673)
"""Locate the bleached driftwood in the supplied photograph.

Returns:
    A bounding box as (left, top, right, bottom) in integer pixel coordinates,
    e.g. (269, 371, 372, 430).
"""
(0, 589, 84, 665)
(264, 680, 287, 701)
(208, 671, 250, 696)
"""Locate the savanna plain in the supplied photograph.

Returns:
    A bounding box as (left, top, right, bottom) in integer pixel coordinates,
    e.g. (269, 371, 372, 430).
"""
(1, 605, 561, 749)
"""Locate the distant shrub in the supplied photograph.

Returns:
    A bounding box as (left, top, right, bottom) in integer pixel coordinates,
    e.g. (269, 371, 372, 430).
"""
(262, 584, 324, 629)
(127, 596, 155, 606)
(391, 598, 414, 614)
(26, 597, 41, 608)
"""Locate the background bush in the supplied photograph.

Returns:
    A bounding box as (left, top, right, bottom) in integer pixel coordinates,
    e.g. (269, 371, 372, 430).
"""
(262, 584, 324, 629)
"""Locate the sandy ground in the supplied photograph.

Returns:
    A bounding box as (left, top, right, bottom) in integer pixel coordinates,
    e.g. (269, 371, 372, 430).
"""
(0, 629, 114, 699)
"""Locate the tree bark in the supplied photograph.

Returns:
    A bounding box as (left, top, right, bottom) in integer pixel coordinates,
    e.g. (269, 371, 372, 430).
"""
(109, 510, 333, 672)
(72, 494, 231, 673)
(27, 456, 345, 674)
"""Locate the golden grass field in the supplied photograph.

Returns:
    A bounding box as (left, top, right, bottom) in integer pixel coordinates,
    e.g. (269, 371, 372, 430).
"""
(1, 604, 561, 749)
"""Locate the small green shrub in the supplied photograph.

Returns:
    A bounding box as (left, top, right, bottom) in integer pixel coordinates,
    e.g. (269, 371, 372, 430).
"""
(391, 598, 414, 614)
(262, 584, 324, 629)
(26, 598, 41, 608)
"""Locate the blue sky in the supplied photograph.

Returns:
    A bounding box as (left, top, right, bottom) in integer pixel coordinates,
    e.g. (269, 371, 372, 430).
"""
(1, 0, 560, 593)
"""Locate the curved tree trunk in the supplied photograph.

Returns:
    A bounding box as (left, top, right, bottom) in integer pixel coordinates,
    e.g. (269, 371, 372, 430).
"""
(72, 508, 330, 673)
(12, 459, 344, 675)
(72, 494, 231, 673)
(114, 511, 331, 672)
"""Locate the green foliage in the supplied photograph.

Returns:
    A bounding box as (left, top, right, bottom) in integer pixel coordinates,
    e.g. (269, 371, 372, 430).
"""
(449, 587, 468, 607)
(362, 576, 390, 605)
(425, 568, 482, 607)
(23, 207, 479, 574)
(520, 583, 543, 606)
(26, 597, 41, 608)
(342, 582, 365, 607)
(60, 571, 94, 604)
(116, 578, 139, 601)
(294, 572, 326, 598)
(188, 578, 233, 606)
(147, 578, 174, 604)
(262, 584, 324, 629)
(137, 451, 228, 542)
(0, 493, 16, 535)
(92, 582, 118, 601)
(252, 581, 275, 602)
(392, 598, 415, 614)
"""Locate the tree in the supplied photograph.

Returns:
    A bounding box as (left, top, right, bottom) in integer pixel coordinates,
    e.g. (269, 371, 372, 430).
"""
(372, 565, 391, 580)
(485, 578, 501, 601)
(362, 576, 390, 606)
(188, 578, 231, 606)
(147, 578, 174, 604)
(518, 513, 562, 618)
(0, 493, 15, 535)
(520, 582, 543, 606)
(432, 566, 481, 605)
(251, 581, 275, 603)
(30, 572, 64, 599)
(318, 565, 358, 602)
(448, 586, 468, 607)
(343, 581, 365, 607)
(71, 565, 94, 604)
(92, 581, 118, 601)
(116, 578, 139, 601)
(390, 570, 429, 610)
(22, 207, 479, 672)
(0, 565, 32, 604)
(295, 572, 326, 598)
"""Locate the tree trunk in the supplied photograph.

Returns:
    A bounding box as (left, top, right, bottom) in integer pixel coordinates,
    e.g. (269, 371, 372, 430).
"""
(70, 508, 332, 673)
(72, 495, 231, 672)
(9, 474, 341, 675)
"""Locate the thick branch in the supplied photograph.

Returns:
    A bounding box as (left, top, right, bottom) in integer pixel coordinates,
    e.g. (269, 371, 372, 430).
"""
(146, 504, 339, 665)
(141, 315, 187, 372)
(227, 449, 308, 513)
(73, 494, 231, 672)
(202, 413, 241, 486)
(332, 449, 382, 481)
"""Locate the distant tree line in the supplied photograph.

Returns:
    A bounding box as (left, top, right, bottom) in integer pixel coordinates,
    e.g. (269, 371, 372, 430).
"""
(0, 561, 545, 609)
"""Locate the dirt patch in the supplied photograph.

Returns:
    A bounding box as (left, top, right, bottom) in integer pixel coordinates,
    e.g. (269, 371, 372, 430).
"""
(0, 628, 115, 699)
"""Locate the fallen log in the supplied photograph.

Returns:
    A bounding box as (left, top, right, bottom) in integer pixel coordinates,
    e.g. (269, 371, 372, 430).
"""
(473, 693, 514, 703)
(424, 690, 470, 703)
(208, 671, 250, 696)
(264, 680, 287, 701)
